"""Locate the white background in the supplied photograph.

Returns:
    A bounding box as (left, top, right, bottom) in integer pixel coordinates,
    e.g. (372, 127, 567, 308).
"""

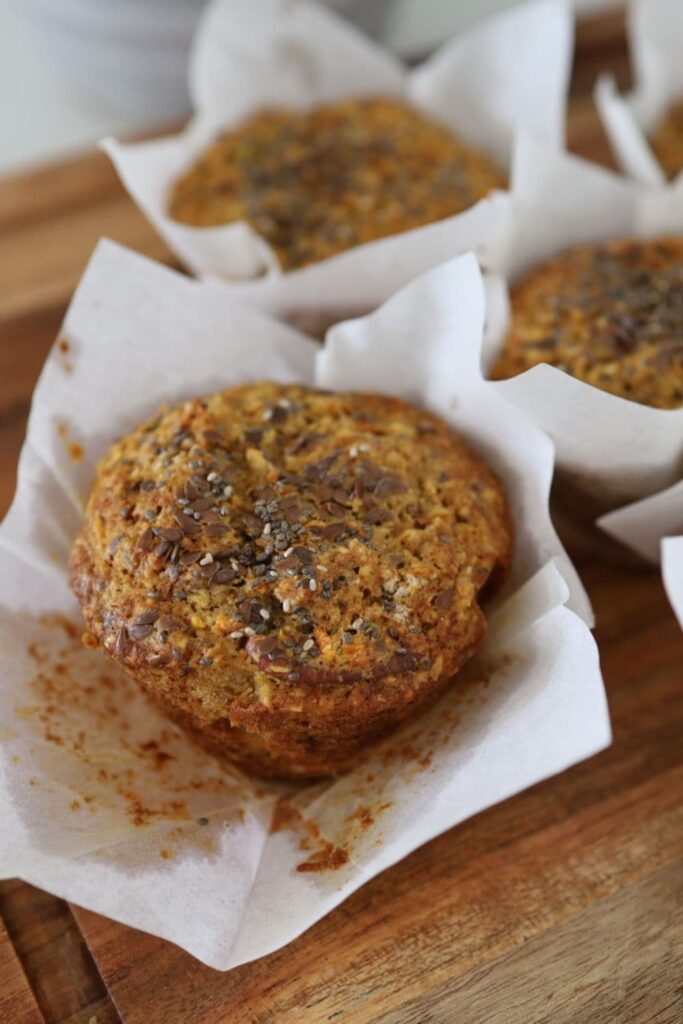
(0, 0, 613, 176)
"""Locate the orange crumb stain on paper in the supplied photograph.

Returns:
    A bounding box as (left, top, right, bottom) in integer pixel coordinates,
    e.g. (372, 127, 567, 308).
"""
(346, 801, 393, 831)
(56, 422, 84, 461)
(21, 616, 212, 831)
(297, 847, 349, 873)
(271, 797, 349, 873)
(56, 338, 74, 372)
(17, 614, 515, 869)
(270, 793, 394, 873)
(27, 640, 47, 663)
(139, 739, 176, 770)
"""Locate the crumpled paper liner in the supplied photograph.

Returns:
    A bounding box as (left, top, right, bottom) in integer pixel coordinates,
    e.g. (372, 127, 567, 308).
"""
(102, 0, 572, 324)
(598, 480, 683, 626)
(596, 0, 683, 188)
(482, 137, 683, 558)
(0, 241, 607, 970)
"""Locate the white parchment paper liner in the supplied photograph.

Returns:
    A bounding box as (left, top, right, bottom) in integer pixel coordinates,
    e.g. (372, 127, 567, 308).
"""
(0, 241, 607, 970)
(598, 481, 683, 626)
(662, 534, 683, 627)
(483, 138, 683, 538)
(596, 0, 683, 188)
(102, 0, 572, 320)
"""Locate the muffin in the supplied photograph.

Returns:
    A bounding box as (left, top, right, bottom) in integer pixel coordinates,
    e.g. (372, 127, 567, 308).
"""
(649, 97, 683, 180)
(168, 97, 504, 271)
(490, 238, 683, 409)
(70, 383, 512, 779)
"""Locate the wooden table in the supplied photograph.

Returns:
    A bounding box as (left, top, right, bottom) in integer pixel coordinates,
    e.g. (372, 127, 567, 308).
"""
(1, 10, 681, 1023)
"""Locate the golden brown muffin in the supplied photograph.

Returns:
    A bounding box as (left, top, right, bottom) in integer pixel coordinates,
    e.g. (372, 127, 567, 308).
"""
(70, 383, 512, 780)
(650, 97, 683, 180)
(168, 97, 504, 271)
(490, 238, 683, 408)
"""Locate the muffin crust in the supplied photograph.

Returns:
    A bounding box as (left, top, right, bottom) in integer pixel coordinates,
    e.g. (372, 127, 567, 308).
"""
(168, 97, 504, 271)
(71, 384, 512, 778)
(490, 238, 683, 408)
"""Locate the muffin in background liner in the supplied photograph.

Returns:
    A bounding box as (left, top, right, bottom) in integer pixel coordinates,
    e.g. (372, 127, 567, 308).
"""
(482, 136, 683, 563)
(596, 0, 683, 188)
(102, 0, 572, 329)
(0, 240, 607, 970)
(598, 480, 683, 628)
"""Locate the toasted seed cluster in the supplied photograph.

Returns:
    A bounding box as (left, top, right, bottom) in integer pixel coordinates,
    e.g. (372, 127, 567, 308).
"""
(650, 97, 683, 180)
(168, 97, 504, 271)
(490, 238, 683, 408)
(70, 383, 512, 779)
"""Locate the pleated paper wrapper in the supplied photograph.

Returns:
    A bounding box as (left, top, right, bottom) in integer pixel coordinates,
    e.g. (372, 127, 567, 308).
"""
(103, 0, 572, 326)
(0, 241, 609, 969)
(481, 136, 683, 561)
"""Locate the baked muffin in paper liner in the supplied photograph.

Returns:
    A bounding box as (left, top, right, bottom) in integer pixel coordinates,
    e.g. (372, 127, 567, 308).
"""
(103, 0, 571, 327)
(482, 136, 683, 558)
(0, 241, 606, 970)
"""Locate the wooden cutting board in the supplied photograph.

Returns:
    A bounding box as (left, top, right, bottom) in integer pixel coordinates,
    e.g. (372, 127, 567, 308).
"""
(0, 9, 681, 1023)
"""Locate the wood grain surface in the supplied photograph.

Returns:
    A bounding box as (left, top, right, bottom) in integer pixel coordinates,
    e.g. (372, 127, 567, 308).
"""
(0, 8, 681, 1023)
(0, 881, 118, 1024)
(0, 916, 44, 1024)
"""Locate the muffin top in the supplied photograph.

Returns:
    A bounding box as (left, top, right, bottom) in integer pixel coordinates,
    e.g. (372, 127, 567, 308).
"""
(70, 384, 511, 714)
(650, 97, 683, 180)
(168, 96, 504, 271)
(490, 238, 683, 408)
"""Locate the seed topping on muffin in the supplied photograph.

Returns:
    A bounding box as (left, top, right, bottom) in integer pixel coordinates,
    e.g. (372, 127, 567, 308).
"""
(169, 97, 504, 270)
(71, 383, 511, 777)
(490, 238, 683, 408)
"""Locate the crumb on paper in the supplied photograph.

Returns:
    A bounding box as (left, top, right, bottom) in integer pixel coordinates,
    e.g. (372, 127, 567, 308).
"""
(296, 847, 349, 873)
(346, 801, 393, 830)
(19, 614, 245, 831)
(271, 791, 395, 872)
(270, 797, 349, 873)
(56, 337, 74, 373)
(13, 611, 517, 878)
(56, 421, 84, 461)
(347, 806, 375, 829)
(139, 739, 176, 770)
